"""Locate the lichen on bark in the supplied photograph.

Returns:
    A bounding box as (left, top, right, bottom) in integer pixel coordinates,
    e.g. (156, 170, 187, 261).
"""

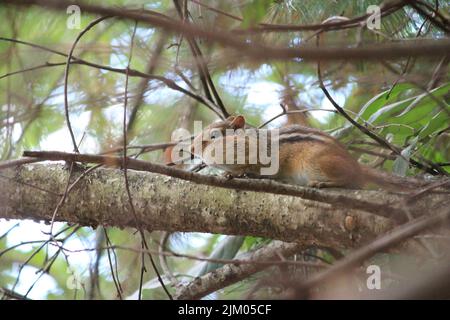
(2, 163, 443, 250)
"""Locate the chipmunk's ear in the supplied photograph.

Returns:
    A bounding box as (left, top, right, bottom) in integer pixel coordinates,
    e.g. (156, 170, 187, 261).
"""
(230, 115, 245, 129)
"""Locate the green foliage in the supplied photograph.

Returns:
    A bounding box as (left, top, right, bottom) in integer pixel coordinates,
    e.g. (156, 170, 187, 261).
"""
(197, 236, 245, 276)
(241, 0, 273, 27)
(393, 137, 418, 176)
(357, 83, 416, 121)
(22, 107, 65, 149)
(365, 84, 449, 133)
(242, 236, 271, 250)
(0, 0, 448, 300)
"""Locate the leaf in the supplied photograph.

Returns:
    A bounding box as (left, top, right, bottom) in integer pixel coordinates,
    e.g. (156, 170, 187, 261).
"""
(333, 83, 417, 140)
(368, 83, 449, 126)
(418, 110, 450, 139)
(393, 137, 418, 176)
(357, 83, 414, 121)
(367, 95, 418, 125)
(242, 236, 269, 250)
(197, 236, 245, 276)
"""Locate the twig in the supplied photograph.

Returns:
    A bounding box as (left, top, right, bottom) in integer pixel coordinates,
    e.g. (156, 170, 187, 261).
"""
(387, 11, 430, 97)
(1, 287, 32, 300)
(0, 223, 19, 241)
(3, 1, 450, 61)
(103, 228, 123, 299)
(258, 109, 337, 128)
(315, 35, 439, 175)
(0, 37, 223, 117)
(123, 21, 146, 300)
(8, 225, 75, 293)
(101, 142, 178, 155)
(159, 232, 179, 286)
(406, 179, 450, 203)
(407, 0, 450, 33)
(48, 163, 75, 235)
(16, 226, 80, 298)
(174, 0, 228, 118)
(64, 16, 113, 153)
(0, 62, 59, 80)
(48, 163, 102, 236)
(348, 146, 396, 160)
(88, 228, 104, 300)
(126, 32, 167, 137)
(122, 22, 173, 300)
(234, 0, 406, 33)
(58, 243, 327, 268)
(0, 157, 42, 170)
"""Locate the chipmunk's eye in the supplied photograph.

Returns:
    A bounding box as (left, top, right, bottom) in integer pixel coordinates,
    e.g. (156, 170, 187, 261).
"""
(210, 129, 221, 140)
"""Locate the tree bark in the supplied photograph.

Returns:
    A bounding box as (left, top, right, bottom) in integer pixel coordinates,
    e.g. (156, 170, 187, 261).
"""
(0, 164, 445, 249)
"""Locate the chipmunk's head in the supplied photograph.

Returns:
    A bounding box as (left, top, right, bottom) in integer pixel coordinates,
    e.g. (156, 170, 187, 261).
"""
(190, 115, 246, 159)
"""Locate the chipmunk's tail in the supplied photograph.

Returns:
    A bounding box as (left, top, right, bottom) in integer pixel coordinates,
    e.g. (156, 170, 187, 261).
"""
(360, 165, 430, 191)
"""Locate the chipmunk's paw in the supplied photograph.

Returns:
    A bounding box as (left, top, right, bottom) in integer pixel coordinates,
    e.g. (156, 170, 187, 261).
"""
(222, 172, 250, 180)
(307, 181, 340, 188)
(222, 172, 235, 180)
(307, 181, 322, 188)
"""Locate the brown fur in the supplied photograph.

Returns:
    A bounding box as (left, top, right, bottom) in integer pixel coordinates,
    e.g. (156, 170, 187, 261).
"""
(191, 116, 426, 190)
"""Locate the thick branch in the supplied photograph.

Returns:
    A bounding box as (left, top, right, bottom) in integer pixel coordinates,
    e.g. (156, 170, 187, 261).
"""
(0, 164, 410, 249)
(21, 150, 425, 222)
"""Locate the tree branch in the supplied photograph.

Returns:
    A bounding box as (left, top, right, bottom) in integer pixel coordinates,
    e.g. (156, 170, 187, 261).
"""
(20, 150, 431, 222)
(174, 241, 306, 300)
(3, 0, 450, 62)
(0, 163, 411, 249)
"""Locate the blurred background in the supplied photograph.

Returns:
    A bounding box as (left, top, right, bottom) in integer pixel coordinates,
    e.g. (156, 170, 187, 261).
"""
(0, 0, 449, 299)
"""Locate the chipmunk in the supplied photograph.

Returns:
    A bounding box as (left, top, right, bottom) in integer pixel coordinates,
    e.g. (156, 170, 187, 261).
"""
(190, 115, 427, 190)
